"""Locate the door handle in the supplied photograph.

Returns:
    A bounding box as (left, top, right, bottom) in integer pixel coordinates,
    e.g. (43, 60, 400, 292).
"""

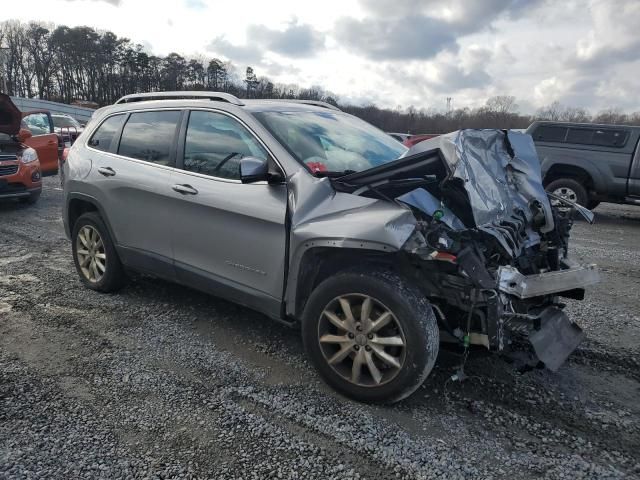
(98, 166, 116, 177)
(172, 184, 198, 195)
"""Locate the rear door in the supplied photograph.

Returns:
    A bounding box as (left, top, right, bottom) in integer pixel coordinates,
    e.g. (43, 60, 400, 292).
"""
(22, 111, 59, 174)
(170, 109, 287, 317)
(86, 109, 182, 279)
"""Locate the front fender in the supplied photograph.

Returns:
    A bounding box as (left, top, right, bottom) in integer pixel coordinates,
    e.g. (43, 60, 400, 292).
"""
(284, 170, 416, 316)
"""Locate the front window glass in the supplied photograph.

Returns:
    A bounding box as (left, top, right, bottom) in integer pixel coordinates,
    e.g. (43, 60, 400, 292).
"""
(183, 111, 267, 180)
(254, 111, 407, 174)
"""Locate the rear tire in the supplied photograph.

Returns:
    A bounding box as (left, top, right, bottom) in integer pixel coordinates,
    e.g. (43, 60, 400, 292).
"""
(302, 268, 439, 403)
(546, 178, 588, 207)
(72, 212, 126, 292)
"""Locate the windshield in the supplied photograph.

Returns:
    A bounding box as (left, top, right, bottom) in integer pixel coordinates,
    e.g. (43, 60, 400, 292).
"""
(52, 115, 81, 129)
(254, 110, 407, 175)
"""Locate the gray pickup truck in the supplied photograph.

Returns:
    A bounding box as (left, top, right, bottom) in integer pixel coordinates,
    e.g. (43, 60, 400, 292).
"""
(527, 121, 640, 209)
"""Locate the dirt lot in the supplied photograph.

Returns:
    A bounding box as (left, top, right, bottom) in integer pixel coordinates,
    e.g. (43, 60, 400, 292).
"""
(1, 176, 639, 479)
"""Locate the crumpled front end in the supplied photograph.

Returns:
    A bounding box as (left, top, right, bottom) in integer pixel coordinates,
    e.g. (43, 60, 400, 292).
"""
(334, 129, 599, 370)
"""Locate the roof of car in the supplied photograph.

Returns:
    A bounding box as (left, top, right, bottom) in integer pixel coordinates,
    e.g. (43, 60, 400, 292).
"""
(92, 98, 345, 124)
(110, 91, 341, 114)
(528, 120, 640, 131)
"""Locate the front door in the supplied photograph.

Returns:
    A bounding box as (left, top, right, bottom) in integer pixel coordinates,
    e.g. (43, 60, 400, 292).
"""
(22, 112, 59, 174)
(170, 109, 287, 317)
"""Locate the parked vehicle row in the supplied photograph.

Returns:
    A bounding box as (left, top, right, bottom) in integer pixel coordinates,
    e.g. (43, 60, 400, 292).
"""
(61, 91, 598, 403)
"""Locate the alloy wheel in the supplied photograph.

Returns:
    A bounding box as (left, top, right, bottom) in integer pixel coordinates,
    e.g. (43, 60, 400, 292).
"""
(552, 186, 578, 203)
(317, 294, 406, 387)
(76, 225, 106, 283)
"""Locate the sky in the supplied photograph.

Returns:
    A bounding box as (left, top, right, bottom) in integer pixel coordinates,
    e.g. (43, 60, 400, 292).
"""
(4, 0, 640, 114)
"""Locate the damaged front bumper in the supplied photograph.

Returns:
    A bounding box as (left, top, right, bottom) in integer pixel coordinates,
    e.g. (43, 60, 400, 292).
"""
(497, 260, 600, 299)
(495, 261, 599, 370)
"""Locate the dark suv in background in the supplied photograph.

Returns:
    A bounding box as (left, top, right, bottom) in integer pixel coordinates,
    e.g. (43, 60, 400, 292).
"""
(528, 121, 640, 209)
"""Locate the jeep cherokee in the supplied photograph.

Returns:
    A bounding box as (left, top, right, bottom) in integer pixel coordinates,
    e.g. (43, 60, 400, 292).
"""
(62, 91, 599, 403)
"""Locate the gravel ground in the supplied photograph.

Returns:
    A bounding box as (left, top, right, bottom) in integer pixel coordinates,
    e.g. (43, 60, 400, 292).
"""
(1, 176, 639, 479)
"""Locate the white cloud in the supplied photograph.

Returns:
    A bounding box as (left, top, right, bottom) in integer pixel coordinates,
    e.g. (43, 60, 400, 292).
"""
(8, 0, 640, 113)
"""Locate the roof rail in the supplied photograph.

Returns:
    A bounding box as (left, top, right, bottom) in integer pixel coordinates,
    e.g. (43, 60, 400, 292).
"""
(260, 99, 341, 111)
(114, 91, 244, 106)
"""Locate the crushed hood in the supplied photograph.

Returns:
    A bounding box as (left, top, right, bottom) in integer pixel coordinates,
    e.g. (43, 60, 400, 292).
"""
(0, 94, 22, 136)
(333, 129, 556, 258)
(407, 129, 555, 234)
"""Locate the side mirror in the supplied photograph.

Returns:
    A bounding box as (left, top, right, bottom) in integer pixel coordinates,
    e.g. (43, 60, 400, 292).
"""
(18, 128, 32, 143)
(240, 156, 269, 184)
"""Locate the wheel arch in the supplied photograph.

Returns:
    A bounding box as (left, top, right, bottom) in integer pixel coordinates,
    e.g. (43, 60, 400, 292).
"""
(286, 243, 403, 321)
(543, 163, 599, 193)
(65, 193, 118, 244)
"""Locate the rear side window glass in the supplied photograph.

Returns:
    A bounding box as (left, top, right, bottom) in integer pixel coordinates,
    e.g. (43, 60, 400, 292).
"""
(88, 115, 125, 152)
(566, 128, 594, 144)
(533, 126, 567, 142)
(118, 111, 181, 165)
(183, 111, 267, 180)
(592, 129, 628, 147)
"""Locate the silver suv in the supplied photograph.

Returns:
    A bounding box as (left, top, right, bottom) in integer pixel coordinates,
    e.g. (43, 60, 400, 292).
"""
(63, 91, 599, 403)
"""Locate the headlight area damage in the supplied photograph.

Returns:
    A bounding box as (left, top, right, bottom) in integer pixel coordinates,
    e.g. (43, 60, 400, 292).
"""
(329, 129, 600, 371)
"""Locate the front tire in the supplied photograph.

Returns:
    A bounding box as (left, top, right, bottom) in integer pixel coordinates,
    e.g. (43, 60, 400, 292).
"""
(302, 269, 439, 403)
(72, 212, 126, 292)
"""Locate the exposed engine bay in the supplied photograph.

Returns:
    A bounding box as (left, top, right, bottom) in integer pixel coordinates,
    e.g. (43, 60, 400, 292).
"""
(332, 130, 600, 370)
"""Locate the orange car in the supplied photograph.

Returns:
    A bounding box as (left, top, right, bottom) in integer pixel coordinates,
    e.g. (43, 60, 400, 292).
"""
(21, 109, 61, 175)
(0, 94, 42, 204)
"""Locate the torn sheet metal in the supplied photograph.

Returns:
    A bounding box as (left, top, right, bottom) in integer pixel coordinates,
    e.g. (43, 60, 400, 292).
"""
(287, 170, 416, 247)
(528, 307, 585, 371)
(396, 188, 465, 230)
(409, 130, 555, 256)
(547, 192, 595, 223)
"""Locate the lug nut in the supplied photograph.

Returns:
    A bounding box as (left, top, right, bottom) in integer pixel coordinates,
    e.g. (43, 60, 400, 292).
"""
(348, 333, 355, 339)
(356, 324, 363, 332)
(365, 345, 372, 351)
(367, 334, 373, 340)
(354, 345, 360, 351)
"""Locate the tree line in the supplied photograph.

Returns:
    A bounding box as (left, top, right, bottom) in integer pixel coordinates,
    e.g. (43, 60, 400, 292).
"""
(1, 20, 638, 134)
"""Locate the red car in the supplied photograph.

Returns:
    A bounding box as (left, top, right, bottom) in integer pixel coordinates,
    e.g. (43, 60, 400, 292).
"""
(403, 134, 440, 148)
(0, 94, 42, 204)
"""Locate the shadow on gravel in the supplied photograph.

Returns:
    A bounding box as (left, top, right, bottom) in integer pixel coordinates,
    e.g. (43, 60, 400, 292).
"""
(0, 199, 33, 213)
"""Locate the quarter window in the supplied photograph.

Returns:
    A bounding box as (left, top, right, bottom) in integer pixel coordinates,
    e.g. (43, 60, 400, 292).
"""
(118, 111, 181, 165)
(532, 125, 567, 143)
(88, 114, 125, 152)
(183, 111, 267, 180)
(566, 128, 594, 145)
(593, 129, 628, 147)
